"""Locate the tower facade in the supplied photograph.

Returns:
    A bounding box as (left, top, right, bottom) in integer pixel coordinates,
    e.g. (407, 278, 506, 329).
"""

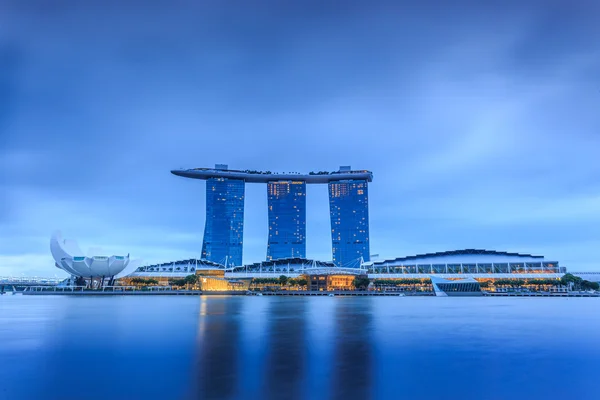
(172, 164, 372, 268)
(201, 177, 245, 266)
(328, 179, 370, 268)
(267, 181, 306, 260)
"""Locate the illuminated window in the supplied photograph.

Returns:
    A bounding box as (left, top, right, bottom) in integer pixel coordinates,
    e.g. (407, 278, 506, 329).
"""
(267, 181, 307, 260)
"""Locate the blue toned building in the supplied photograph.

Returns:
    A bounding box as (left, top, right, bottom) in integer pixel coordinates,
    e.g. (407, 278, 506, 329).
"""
(267, 181, 306, 260)
(329, 175, 370, 268)
(172, 164, 373, 267)
(201, 176, 245, 267)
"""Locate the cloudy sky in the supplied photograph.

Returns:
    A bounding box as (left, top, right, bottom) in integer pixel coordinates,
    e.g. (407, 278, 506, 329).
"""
(1, 0, 599, 277)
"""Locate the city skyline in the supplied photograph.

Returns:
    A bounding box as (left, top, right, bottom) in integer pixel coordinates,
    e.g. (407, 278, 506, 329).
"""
(2, 1, 600, 276)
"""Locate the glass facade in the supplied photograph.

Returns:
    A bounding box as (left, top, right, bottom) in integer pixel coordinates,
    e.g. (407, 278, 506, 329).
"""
(368, 261, 560, 274)
(436, 282, 482, 293)
(201, 178, 245, 266)
(267, 181, 306, 260)
(328, 180, 370, 268)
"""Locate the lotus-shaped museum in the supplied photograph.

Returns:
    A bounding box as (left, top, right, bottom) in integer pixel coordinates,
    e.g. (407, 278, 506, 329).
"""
(50, 231, 131, 278)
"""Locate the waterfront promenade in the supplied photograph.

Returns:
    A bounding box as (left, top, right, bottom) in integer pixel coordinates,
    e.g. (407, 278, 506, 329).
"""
(14, 286, 600, 297)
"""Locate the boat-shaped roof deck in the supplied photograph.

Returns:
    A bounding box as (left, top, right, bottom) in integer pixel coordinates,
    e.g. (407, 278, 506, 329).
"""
(171, 168, 373, 183)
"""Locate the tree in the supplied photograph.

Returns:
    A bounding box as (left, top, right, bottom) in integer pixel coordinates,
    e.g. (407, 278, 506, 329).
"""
(296, 278, 308, 289)
(171, 279, 186, 287)
(278, 275, 289, 286)
(561, 273, 582, 289)
(184, 274, 199, 289)
(581, 280, 599, 291)
(353, 277, 370, 290)
(131, 277, 159, 286)
(251, 277, 280, 287)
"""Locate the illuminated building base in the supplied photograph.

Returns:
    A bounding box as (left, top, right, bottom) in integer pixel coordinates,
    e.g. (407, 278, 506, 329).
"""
(307, 273, 362, 291)
(198, 276, 251, 291)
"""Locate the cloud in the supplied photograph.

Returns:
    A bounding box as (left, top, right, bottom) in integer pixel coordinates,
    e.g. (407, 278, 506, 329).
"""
(0, 254, 60, 278)
(1, 0, 600, 275)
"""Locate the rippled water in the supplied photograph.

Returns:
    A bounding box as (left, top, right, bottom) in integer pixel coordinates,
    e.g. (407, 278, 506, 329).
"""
(1, 295, 598, 399)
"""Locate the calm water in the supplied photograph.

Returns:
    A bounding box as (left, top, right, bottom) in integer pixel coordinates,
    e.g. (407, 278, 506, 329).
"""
(1, 295, 599, 400)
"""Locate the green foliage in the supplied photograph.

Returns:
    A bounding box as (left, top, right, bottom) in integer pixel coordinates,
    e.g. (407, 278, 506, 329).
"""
(130, 277, 159, 285)
(296, 278, 308, 288)
(558, 273, 600, 291)
(492, 279, 560, 287)
(252, 278, 281, 285)
(533, 279, 562, 286)
(353, 276, 370, 289)
(494, 279, 525, 286)
(373, 278, 431, 286)
(287, 278, 307, 287)
(278, 275, 289, 286)
(581, 280, 599, 291)
(560, 273, 582, 287)
(169, 275, 197, 287)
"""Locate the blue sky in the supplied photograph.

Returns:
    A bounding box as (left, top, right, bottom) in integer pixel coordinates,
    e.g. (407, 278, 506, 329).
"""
(1, 0, 599, 276)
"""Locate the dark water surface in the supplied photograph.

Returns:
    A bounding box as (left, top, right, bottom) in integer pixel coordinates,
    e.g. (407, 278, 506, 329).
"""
(1, 295, 598, 400)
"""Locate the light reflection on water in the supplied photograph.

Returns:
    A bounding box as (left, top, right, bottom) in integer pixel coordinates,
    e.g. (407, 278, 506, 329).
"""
(1, 296, 599, 399)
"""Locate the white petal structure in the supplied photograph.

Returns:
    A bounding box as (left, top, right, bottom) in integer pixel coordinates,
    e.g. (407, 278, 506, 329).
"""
(117, 259, 142, 278)
(50, 231, 130, 278)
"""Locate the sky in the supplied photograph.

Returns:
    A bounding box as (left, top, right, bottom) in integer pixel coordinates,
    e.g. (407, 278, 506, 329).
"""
(1, 0, 600, 277)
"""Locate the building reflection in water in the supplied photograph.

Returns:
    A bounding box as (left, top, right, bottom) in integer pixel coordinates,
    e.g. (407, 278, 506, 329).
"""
(330, 299, 374, 400)
(189, 297, 372, 400)
(262, 298, 307, 400)
(191, 296, 243, 400)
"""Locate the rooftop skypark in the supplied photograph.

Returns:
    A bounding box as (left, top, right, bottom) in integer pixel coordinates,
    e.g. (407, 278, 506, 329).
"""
(171, 165, 373, 184)
(172, 164, 372, 268)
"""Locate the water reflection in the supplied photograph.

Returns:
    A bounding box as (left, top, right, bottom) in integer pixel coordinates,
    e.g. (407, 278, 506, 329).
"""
(262, 298, 307, 400)
(190, 296, 375, 400)
(193, 296, 243, 400)
(3, 297, 600, 399)
(330, 299, 373, 400)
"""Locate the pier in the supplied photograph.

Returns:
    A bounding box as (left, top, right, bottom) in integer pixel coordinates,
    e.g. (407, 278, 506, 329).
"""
(22, 286, 200, 295)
